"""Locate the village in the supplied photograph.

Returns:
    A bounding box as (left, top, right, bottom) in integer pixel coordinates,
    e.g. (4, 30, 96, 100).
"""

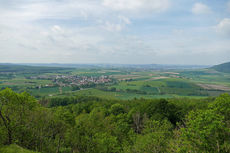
(29, 75, 112, 88)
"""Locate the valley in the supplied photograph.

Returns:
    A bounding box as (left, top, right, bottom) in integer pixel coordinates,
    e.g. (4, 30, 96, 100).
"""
(1, 63, 229, 100)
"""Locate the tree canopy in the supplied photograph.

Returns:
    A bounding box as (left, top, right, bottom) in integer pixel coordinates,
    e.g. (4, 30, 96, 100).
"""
(0, 88, 230, 153)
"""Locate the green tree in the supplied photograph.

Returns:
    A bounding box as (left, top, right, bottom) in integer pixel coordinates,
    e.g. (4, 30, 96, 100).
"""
(128, 120, 173, 153)
(179, 94, 230, 152)
(110, 103, 125, 116)
(0, 88, 38, 145)
(69, 108, 120, 153)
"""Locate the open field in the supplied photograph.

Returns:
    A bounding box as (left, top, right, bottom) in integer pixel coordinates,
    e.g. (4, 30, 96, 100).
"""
(197, 83, 230, 91)
(0, 64, 230, 99)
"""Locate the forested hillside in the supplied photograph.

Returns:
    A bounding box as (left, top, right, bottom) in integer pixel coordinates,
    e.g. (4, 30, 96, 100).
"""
(212, 62, 230, 73)
(0, 88, 230, 152)
(0, 64, 73, 73)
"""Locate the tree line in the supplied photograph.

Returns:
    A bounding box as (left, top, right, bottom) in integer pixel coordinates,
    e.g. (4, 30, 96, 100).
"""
(0, 88, 230, 152)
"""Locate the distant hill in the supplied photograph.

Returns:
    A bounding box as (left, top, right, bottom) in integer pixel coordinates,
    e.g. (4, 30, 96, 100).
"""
(9, 63, 210, 70)
(0, 63, 73, 73)
(0, 63, 210, 72)
(212, 62, 230, 73)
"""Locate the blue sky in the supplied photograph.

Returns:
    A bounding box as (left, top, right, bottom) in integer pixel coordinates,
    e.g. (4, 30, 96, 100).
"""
(0, 0, 230, 65)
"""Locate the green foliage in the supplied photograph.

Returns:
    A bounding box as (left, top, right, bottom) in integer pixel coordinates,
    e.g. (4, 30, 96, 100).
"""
(127, 120, 173, 153)
(0, 88, 67, 153)
(0, 144, 38, 153)
(48, 96, 102, 107)
(0, 88, 38, 145)
(137, 99, 182, 125)
(209, 93, 230, 120)
(68, 109, 121, 153)
(179, 94, 230, 153)
(1, 88, 229, 153)
(110, 103, 125, 115)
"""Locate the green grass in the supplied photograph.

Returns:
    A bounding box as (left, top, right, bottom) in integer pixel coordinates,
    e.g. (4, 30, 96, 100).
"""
(108, 78, 209, 97)
(179, 69, 230, 86)
(0, 144, 38, 153)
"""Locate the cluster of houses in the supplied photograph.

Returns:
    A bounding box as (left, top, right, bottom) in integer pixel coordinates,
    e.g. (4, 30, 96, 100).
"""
(30, 75, 111, 87)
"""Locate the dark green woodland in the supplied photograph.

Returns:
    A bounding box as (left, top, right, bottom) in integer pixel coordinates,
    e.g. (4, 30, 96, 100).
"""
(0, 88, 230, 153)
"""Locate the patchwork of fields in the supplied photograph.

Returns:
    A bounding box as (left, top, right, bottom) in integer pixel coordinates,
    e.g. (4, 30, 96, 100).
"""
(0, 65, 230, 99)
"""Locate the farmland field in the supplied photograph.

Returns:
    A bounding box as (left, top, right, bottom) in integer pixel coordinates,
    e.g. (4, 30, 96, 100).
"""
(1, 64, 230, 99)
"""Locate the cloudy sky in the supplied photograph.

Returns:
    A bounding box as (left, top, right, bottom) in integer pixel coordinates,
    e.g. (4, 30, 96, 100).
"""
(0, 0, 230, 65)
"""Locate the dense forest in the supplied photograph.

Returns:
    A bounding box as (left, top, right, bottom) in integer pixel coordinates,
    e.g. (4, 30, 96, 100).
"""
(0, 88, 230, 153)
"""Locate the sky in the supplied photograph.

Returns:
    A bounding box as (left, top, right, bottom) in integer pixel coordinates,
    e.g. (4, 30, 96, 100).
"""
(0, 0, 230, 65)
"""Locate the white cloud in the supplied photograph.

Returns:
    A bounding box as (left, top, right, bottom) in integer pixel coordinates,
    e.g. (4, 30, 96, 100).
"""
(51, 25, 63, 33)
(0, 0, 229, 64)
(0, 0, 105, 22)
(192, 3, 211, 15)
(104, 22, 123, 32)
(118, 15, 131, 25)
(103, 15, 131, 32)
(216, 18, 230, 37)
(102, 0, 170, 12)
(0, 23, 105, 63)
